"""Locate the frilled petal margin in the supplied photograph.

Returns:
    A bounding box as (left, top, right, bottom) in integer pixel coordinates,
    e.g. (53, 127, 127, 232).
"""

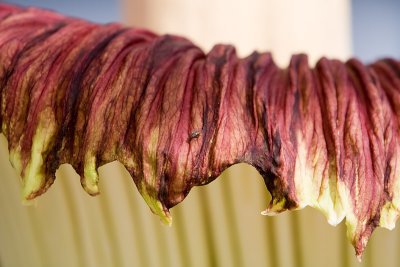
(1, 4, 399, 258)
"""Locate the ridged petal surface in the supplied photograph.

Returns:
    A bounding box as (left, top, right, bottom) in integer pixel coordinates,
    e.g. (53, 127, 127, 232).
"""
(1, 4, 399, 257)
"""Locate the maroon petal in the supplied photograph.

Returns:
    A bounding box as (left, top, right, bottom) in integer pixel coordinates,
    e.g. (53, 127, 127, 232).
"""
(1, 4, 399, 258)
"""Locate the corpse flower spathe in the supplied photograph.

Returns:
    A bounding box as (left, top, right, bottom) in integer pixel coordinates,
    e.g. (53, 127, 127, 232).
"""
(1, 4, 399, 258)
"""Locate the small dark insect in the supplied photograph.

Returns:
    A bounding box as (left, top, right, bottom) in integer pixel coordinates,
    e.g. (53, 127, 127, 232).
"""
(188, 130, 201, 142)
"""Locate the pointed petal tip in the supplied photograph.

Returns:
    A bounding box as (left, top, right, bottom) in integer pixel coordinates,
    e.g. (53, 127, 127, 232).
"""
(21, 172, 46, 201)
(82, 158, 100, 195)
(379, 203, 399, 230)
(149, 201, 172, 226)
(261, 198, 291, 216)
(351, 230, 371, 263)
(21, 196, 37, 206)
(160, 211, 173, 226)
(81, 181, 100, 196)
(356, 253, 363, 263)
(354, 240, 366, 262)
(139, 182, 172, 226)
(261, 204, 288, 216)
(261, 209, 279, 216)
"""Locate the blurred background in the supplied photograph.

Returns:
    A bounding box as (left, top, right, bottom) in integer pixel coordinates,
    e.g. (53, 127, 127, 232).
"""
(0, 0, 399, 266)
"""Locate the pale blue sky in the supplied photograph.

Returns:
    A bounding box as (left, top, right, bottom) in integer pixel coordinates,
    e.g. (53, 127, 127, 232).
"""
(352, 0, 400, 62)
(2, 0, 120, 23)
